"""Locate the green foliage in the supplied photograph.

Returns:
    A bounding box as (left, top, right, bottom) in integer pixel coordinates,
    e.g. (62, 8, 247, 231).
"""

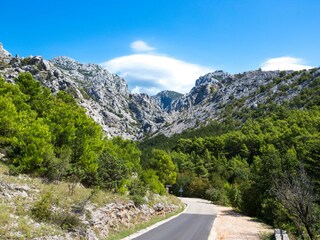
(0, 74, 145, 195)
(141, 169, 166, 195)
(59, 213, 82, 230)
(186, 176, 210, 198)
(105, 137, 141, 173)
(149, 149, 177, 185)
(31, 190, 82, 231)
(96, 150, 128, 191)
(205, 186, 228, 205)
(128, 179, 147, 206)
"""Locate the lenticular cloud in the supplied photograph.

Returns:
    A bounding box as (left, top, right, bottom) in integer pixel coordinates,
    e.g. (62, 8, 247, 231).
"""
(101, 53, 212, 95)
(261, 57, 312, 71)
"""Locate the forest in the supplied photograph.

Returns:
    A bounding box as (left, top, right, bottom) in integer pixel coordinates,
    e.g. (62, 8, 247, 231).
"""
(139, 71, 320, 239)
(1, 71, 320, 239)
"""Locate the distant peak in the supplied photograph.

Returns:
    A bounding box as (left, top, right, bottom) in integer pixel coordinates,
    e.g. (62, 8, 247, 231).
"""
(153, 90, 183, 110)
(156, 90, 183, 96)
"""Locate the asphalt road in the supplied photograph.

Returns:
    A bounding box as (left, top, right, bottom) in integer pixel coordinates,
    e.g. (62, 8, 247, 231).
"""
(130, 198, 217, 240)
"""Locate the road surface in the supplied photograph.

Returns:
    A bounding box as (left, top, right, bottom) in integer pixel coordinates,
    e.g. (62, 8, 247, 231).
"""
(129, 198, 217, 240)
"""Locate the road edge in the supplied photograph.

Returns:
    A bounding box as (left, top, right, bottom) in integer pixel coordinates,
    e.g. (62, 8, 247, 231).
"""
(122, 200, 189, 240)
(208, 208, 218, 240)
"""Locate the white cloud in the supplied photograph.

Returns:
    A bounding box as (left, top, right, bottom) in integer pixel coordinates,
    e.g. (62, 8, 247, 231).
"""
(130, 40, 156, 52)
(101, 53, 212, 95)
(261, 56, 313, 71)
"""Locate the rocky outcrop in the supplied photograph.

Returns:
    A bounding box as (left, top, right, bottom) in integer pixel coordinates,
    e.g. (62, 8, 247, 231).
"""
(83, 200, 178, 239)
(0, 42, 11, 61)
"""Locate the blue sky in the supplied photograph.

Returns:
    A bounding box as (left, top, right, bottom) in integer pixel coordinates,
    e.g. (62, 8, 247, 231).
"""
(1, 0, 319, 94)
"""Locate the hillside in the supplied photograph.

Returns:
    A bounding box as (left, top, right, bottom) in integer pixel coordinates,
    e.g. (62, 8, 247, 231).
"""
(0, 161, 183, 239)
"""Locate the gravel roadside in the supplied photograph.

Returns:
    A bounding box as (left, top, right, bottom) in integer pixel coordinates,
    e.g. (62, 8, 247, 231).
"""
(211, 205, 273, 240)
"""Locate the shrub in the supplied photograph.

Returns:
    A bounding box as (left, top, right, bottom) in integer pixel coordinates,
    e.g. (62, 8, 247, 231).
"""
(128, 179, 147, 206)
(129, 194, 146, 207)
(59, 213, 81, 230)
(205, 186, 228, 205)
(31, 192, 53, 222)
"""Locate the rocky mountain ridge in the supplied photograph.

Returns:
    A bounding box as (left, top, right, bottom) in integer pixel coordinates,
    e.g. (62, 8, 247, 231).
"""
(0, 45, 167, 139)
(159, 68, 320, 136)
(1, 44, 319, 139)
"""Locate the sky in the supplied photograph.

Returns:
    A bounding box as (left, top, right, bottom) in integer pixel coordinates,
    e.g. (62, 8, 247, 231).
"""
(1, 0, 319, 95)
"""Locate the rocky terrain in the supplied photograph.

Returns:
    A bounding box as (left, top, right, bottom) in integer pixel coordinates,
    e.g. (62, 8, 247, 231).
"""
(0, 158, 183, 240)
(1, 43, 319, 139)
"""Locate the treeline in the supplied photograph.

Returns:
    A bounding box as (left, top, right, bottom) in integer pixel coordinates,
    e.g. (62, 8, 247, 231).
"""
(0, 73, 173, 203)
(141, 107, 320, 238)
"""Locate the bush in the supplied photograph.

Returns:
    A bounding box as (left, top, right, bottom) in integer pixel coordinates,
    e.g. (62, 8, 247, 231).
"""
(224, 183, 242, 208)
(205, 186, 228, 205)
(141, 169, 166, 195)
(59, 213, 81, 230)
(129, 194, 146, 207)
(128, 179, 147, 206)
(8, 164, 21, 176)
(31, 192, 53, 222)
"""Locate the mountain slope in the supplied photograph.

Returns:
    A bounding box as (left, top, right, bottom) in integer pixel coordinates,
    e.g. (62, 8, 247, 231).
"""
(158, 68, 320, 136)
(0, 46, 167, 139)
(1, 44, 319, 139)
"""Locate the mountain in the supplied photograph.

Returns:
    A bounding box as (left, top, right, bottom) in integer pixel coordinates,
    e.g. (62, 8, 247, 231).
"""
(1, 44, 319, 139)
(0, 46, 167, 139)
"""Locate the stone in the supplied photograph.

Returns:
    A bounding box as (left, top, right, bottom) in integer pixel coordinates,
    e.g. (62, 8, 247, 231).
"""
(86, 229, 99, 240)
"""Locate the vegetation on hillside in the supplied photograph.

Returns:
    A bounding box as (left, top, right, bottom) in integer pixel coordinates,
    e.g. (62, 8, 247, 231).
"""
(139, 70, 320, 239)
(0, 73, 175, 198)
